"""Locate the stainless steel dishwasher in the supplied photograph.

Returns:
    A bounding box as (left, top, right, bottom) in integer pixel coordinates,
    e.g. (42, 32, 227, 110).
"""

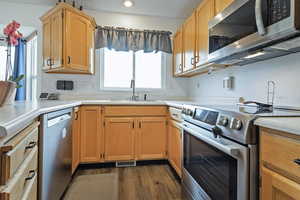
(40, 108, 73, 200)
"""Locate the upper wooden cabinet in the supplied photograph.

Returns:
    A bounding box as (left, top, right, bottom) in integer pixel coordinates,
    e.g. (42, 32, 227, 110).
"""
(173, 28, 183, 76)
(182, 12, 197, 72)
(40, 3, 96, 74)
(214, 0, 234, 15)
(195, 0, 215, 66)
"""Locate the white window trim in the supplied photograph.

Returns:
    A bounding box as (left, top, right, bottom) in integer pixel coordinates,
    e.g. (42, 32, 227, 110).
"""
(99, 48, 167, 92)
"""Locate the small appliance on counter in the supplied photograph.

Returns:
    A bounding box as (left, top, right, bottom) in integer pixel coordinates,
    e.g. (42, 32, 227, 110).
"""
(39, 93, 60, 100)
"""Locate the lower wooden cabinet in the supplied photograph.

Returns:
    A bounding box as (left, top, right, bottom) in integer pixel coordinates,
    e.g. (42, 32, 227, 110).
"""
(72, 107, 81, 173)
(73, 106, 169, 165)
(261, 166, 300, 200)
(80, 106, 102, 163)
(168, 120, 182, 177)
(137, 117, 167, 160)
(260, 128, 300, 200)
(104, 118, 135, 161)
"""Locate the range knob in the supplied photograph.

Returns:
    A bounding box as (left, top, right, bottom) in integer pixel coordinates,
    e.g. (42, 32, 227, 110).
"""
(212, 126, 222, 138)
(187, 109, 194, 116)
(217, 115, 229, 127)
(230, 118, 243, 130)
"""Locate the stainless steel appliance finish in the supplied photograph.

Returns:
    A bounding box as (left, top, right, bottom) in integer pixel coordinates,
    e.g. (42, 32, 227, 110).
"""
(208, 0, 300, 65)
(181, 104, 300, 200)
(40, 108, 73, 200)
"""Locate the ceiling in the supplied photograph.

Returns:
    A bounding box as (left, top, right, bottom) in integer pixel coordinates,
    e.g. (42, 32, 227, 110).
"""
(6, 0, 203, 19)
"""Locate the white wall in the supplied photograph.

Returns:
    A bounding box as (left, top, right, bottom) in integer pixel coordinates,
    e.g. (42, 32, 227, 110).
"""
(0, 1, 189, 101)
(188, 52, 300, 107)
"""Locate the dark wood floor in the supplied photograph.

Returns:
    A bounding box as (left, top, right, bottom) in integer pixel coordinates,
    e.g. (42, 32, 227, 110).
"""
(74, 164, 186, 200)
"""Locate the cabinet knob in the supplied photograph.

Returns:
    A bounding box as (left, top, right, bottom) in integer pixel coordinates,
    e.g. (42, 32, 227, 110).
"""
(294, 159, 300, 166)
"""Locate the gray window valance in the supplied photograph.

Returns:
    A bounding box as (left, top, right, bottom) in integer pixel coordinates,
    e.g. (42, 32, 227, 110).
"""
(95, 26, 173, 54)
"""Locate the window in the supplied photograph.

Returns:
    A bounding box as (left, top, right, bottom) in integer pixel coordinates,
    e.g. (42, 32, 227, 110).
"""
(26, 36, 38, 100)
(101, 48, 164, 90)
(0, 45, 15, 81)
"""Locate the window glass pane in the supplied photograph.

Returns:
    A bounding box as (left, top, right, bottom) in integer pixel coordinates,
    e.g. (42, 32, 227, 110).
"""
(0, 46, 15, 81)
(103, 48, 133, 88)
(135, 51, 162, 89)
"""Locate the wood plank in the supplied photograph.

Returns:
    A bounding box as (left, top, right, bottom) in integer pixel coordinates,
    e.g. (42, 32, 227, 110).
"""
(70, 165, 184, 200)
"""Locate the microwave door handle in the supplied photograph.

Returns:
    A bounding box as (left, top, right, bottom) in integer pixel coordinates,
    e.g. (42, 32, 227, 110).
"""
(255, 0, 266, 36)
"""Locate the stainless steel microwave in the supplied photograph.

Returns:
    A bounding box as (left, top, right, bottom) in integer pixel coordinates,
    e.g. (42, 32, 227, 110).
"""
(208, 0, 300, 65)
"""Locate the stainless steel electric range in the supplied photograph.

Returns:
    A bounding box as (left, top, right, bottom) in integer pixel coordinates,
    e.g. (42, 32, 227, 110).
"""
(181, 103, 300, 200)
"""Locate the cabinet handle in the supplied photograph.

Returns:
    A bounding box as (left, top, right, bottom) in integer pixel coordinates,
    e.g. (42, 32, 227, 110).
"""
(294, 159, 300, 166)
(179, 64, 182, 71)
(132, 122, 135, 129)
(139, 122, 142, 129)
(191, 57, 194, 65)
(25, 141, 37, 150)
(47, 58, 51, 66)
(195, 55, 199, 63)
(74, 112, 78, 120)
(25, 170, 36, 181)
(68, 56, 71, 64)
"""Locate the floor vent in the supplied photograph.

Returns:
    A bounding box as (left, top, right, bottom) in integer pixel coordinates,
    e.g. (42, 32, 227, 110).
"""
(116, 161, 136, 168)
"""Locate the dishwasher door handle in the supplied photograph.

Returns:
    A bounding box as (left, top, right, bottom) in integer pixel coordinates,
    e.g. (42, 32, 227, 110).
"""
(48, 114, 71, 127)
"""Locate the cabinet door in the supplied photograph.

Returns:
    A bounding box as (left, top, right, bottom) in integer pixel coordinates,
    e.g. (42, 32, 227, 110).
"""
(196, 0, 215, 65)
(182, 13, 196, 72)
(42, 18, 51, 70)
(50, 10, 63, 69)
(173, 28, 183, 76)
(65, 11, 91, 73)
(261, 166, 300, 200)
(80, 106, 102, 163)
(104, 118, 135, 161)
(215, 0, 234, 15)
(168, 121, 182, 177)
(72, 108, 80, 173)
(137, 117, 167, 160)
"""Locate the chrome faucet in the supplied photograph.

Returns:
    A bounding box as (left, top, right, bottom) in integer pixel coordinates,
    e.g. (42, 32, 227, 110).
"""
(130, 79, 139, 101)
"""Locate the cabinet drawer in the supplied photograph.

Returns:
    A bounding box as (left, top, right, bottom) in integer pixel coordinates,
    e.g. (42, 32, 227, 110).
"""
(169, 107, 182, 122)
(21, 174, 37, 200)
(261, 129, 300, 184)
(0, 147, 38, 200)
(104, 106, 167, 116)
(1, 126, 38, 185)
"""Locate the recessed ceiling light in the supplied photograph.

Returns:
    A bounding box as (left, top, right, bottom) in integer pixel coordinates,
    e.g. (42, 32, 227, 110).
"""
(123, 0, 134, 7)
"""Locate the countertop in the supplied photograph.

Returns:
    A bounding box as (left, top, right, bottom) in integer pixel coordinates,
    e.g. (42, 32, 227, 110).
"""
(254, 117, 300, 136)
(0, 100, 190, 143)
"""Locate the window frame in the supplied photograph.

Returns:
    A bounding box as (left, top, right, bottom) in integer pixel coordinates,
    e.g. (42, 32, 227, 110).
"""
(99, 48, 167, 92)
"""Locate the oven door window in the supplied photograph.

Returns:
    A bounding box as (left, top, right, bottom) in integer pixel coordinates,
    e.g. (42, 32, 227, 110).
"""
(184, 130, 237, 200)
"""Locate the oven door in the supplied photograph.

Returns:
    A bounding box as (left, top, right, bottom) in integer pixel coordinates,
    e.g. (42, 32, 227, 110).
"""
(208, 0, 296, 64)
(182, 122, 249, 200)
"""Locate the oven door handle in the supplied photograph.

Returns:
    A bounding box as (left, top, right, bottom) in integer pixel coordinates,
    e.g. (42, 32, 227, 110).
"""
(183, 125, 241, 157)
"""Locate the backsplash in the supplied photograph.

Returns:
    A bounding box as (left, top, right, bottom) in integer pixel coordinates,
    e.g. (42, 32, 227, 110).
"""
(188, 52, 300, 107)
(42, 52, 190, 101)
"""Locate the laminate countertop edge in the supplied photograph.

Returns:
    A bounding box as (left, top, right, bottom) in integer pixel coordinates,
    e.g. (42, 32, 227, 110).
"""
(254, 117, 300, 136)
(0, 100, 189, 143)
